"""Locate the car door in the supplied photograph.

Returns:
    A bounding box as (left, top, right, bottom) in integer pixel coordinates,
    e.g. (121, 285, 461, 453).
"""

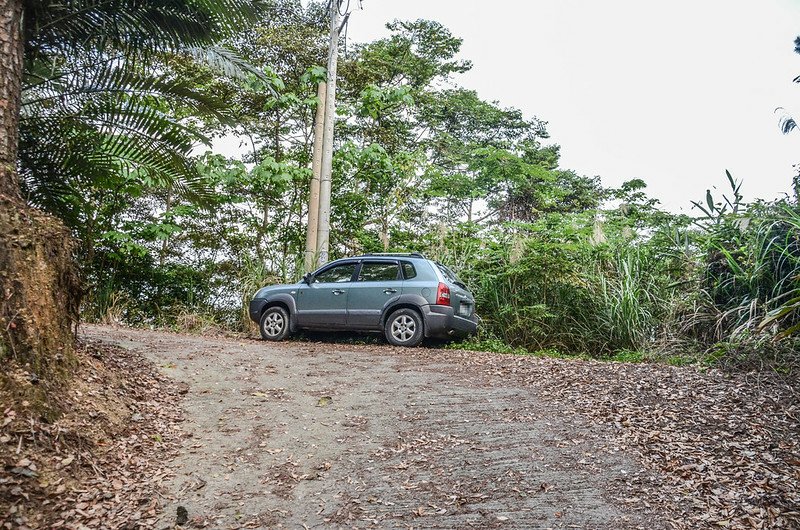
(295, 262, 356, 328)
(347, 260, 402, 329)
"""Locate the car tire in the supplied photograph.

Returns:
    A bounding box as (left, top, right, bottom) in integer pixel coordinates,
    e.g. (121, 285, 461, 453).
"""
(259, 306, 290, 341)
(384, 308, 424, 347)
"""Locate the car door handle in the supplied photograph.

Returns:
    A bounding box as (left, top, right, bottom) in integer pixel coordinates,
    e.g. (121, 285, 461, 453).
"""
(383, 288, 397, 294)
(331, 289, 345, 295)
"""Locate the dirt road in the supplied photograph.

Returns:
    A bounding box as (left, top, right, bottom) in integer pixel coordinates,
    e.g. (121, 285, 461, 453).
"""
(82, 326, 667, 529)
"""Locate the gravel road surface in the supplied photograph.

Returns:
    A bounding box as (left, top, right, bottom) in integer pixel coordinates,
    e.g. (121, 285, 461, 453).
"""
(86, 326, 661, 530)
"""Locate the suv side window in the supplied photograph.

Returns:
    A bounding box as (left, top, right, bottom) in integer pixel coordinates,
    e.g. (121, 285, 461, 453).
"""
(314, 263, 355, 283)
(358, 262, 400, 282)
(401, 261, 417, 280)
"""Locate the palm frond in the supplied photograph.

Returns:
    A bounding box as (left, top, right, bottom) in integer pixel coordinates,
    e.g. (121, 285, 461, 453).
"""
(18, 0, 265, 226)
(184, 45, 275, 90)
(19, 59, 225, 217)
(25, 0, 258, 60)
(23, 56, 225, 117)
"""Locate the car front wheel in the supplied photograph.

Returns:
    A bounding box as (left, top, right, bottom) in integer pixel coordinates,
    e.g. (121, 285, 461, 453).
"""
(385, 308, 424, 347)
(260, 306, 290, 341)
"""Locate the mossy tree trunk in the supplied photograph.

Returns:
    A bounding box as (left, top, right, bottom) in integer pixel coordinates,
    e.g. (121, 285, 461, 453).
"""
(1, 0, 80, 394)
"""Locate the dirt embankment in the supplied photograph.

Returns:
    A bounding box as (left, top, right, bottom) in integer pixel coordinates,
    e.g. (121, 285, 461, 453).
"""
(1, 332, 185, 529)
(3, 325, 798, 529)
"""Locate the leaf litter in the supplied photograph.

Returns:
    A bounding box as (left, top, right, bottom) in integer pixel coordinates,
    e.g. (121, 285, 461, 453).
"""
(432, 348, 800, 530)
(0, 337, 186, 529)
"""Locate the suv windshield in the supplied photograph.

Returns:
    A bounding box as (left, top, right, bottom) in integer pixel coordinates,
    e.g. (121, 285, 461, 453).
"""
(435, 263, 467, 289)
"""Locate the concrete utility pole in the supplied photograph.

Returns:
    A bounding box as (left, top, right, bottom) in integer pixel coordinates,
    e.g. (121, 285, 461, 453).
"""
(304, 81, 327, 272)
(315, 0, 346, 266)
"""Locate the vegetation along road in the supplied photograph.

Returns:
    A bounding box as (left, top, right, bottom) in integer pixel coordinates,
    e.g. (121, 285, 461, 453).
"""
(75, 326, 797, 530)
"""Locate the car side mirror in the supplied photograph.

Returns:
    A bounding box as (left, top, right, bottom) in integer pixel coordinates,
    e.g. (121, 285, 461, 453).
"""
(302, 273, 312, 285)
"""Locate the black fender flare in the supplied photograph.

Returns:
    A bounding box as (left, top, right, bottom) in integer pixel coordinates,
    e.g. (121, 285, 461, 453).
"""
(380, 294, 429, 327)
(261, 293, 299, 332)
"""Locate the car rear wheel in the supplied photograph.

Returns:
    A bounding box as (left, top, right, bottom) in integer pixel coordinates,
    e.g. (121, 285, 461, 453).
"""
(260, 306, 290, 341)
(385, 308, 423, 347)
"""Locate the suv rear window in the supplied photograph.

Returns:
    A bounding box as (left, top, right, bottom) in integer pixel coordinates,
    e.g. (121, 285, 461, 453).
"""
(358, 262, 400, 281)
(401, 261, 417, 279)
(436, 263, 467, 288)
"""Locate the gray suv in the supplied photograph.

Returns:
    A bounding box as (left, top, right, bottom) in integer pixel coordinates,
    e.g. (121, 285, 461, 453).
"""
(248, 253, 479, 347)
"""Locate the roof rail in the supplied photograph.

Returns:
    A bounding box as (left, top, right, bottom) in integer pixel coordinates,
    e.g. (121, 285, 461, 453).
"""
(360, 252, 426, 259)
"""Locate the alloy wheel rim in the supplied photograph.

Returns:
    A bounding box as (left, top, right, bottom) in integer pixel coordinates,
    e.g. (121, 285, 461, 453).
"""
(263, 312, 285, 337)
(391, 315, 416, 342)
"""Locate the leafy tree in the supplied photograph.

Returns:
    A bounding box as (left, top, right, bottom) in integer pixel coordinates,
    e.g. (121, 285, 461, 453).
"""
(418, 89, 546, 222)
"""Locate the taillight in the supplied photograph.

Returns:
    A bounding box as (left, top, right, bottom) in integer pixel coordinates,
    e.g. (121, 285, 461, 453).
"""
(435, 282, 451, 306)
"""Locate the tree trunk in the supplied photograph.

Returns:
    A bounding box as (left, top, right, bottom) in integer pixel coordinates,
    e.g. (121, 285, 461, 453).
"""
(0, 0, 23, 200)
(304, 81, 326, 273)
(315, 0, 342, 265)
(380, 214, 389, 251)
(0, 198, 81, 375)
(0, 0, 81, 402)
(159, 188, 173, 267)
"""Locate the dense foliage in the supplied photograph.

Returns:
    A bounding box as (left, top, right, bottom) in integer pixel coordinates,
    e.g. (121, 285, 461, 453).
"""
(21, 0, 799, 370)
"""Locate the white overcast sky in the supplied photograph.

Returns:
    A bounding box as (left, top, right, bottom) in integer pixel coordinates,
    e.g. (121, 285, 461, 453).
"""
(340, 0, 800, 212)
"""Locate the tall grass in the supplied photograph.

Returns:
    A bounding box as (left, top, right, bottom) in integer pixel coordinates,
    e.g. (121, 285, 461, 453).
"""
(695, 200, 800, 343)
(587, 247, 663, 353)
(757, 204, 800, 339)
(83, 278, 130, 325)
(460, 195, 798, 372)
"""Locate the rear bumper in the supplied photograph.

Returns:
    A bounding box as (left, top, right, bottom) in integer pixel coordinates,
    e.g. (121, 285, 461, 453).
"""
(422, 304, 479, 339)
